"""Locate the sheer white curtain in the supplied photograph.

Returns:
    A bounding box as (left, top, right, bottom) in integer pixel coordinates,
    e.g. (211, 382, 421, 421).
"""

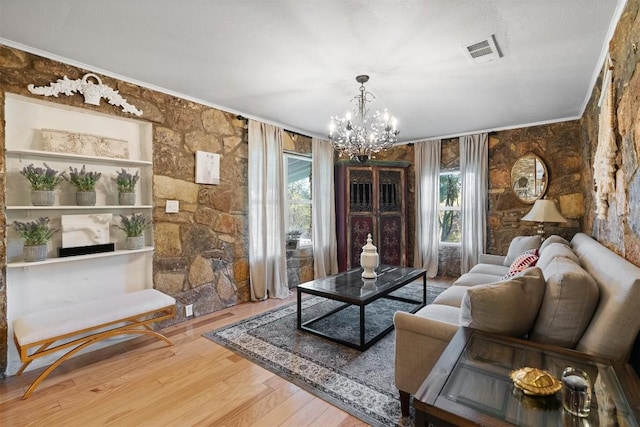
(414, 139, 441, 278)
(312, 138, 339, 278)
(248, 120, 289, 300)
(460, 133, 488, 274)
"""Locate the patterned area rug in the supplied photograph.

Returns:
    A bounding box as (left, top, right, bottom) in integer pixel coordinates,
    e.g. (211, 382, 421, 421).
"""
(203, 283, 445, 427)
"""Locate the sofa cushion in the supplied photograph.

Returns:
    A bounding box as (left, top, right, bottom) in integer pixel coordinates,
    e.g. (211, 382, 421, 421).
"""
(459, 267, 546, 337)
(469, 263, 510, 276)
(412, 303, 461, 325)
(503, 249, 539, 280)
(539, 235, 571, 254)
(432, 285, 468, 308)
(453, 272, 504, 287)
(537, 242, 580, 271)
(503, 235, 542, 266)
(529, 257, 599, 348)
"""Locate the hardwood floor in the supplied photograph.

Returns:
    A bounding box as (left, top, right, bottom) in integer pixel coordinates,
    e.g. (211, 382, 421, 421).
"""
(0, 276, 455, 426)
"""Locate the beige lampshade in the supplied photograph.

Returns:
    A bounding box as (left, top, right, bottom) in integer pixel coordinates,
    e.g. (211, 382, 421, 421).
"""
(521, 199, 568, 223)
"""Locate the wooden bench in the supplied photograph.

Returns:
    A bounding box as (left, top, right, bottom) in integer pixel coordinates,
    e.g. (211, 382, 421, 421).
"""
(13, 288, 176, 399)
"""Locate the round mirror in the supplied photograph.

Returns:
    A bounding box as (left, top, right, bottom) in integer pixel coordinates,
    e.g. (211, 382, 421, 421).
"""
(511, 153, 548, 204)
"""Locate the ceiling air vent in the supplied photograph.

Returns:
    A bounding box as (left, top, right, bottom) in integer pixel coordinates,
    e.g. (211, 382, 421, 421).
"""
(464, 34, 502, 64)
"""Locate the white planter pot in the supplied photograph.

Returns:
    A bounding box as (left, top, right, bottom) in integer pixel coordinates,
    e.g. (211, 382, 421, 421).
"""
(23, 244, 48, 262)
(126, 236, 145, 250)
(118, 192, 136, 206)
(31, 190, 55, 206)
(76, 191, 96, 206)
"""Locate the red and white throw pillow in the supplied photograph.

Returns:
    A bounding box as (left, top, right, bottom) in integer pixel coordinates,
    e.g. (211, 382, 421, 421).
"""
(502, 248, 539, 280)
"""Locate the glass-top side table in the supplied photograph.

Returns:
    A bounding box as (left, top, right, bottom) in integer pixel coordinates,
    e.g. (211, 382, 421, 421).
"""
(414, 328, 640, 427)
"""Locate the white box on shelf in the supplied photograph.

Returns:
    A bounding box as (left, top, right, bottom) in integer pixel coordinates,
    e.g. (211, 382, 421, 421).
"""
(61, 213, 113, 248)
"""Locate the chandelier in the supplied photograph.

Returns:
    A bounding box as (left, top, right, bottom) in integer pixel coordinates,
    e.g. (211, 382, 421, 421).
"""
(328, 75, 399, 162)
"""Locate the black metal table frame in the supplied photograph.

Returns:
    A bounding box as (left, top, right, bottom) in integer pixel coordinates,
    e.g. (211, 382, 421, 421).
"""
(296, 268, 427, 351)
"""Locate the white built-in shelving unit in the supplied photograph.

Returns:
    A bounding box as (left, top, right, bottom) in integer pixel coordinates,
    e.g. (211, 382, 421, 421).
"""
(4, 93, 155, 376)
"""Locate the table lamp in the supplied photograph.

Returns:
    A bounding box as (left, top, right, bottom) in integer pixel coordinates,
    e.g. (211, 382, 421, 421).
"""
(521, 199, 567, 240)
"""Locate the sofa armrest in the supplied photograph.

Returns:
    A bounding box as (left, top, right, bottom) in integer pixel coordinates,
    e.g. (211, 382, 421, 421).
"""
(478, 253, 506, 265)
(393, 311, 459, 395)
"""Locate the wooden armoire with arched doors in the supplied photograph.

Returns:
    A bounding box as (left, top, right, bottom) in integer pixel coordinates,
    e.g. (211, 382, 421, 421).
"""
(335, 160, 409, 272)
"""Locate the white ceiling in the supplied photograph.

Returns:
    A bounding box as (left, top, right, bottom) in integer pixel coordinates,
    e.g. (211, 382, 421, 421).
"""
(0, 0, 626, 142)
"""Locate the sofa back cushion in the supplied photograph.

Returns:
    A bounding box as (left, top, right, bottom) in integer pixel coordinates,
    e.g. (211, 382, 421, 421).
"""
(539, 235, 571, 254)
(459, 267, 546, 337)
(530, 256, 600, 348)
(432, 285, 468, 308)
(571, 233, 640, 362)
(503, 235, 542, 266)
(536, 242, 580, 270)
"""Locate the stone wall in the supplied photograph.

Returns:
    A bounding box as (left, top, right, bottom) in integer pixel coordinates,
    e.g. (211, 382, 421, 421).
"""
(581, 0, 640, 266)
(286, 246, 314, 288)
(487, 122, 584, 255)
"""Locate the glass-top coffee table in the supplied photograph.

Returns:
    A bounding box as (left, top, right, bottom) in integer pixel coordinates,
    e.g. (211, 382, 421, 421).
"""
(296, 264, 426, 351)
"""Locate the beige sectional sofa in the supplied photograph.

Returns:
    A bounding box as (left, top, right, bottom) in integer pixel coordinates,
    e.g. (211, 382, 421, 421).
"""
(394, 232, 640, 415)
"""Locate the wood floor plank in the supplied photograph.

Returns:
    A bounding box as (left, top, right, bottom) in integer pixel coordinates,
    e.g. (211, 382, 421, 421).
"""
(249, 387, 317, 427)
(309, 403, 369, 427)
(105, 369, 242, 426)
(279, 395, 335, 426)
(122, 358, 275, 426)
(208, 376, 302, 427)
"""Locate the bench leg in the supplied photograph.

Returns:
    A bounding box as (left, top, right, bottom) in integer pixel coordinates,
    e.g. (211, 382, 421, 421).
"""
(16, 341, 56, 376)
(22, 328, 172, 399)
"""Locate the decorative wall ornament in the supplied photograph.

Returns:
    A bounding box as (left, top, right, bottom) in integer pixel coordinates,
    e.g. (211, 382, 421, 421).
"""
(27, 73, 143, 116)
(593, 58, 617, 220)
(42, 128, 130, 159)
(195, 150, 221, 185)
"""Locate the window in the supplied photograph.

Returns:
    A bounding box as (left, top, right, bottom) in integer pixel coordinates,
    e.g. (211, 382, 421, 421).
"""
(284, 152, 312, 246)
(439, 171, 461, 243)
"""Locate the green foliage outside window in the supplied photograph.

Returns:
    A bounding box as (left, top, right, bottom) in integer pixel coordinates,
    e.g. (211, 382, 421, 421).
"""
(439, 173, 461, 243)
(288, 178, 312, 239)
(285, 154, 312, 243)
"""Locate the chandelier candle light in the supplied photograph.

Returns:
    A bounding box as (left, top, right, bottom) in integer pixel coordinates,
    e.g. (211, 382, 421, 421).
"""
(329, 75, 399, 162)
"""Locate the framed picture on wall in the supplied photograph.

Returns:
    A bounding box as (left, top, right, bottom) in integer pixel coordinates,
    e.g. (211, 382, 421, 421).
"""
(195, 151, 220, 185)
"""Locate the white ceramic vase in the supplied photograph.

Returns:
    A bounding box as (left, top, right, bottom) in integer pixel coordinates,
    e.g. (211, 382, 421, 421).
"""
(360, 233, 379, 279)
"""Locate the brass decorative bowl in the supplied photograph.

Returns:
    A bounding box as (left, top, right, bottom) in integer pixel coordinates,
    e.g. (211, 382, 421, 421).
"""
(510, 367, 562, 396)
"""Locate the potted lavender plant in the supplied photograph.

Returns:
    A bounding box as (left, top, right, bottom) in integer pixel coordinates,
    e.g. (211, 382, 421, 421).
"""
(65, 165, 102, 206)
(112, 168, 139, 205)
(116, 213, 151, 249)
(13, 217, 57, 262)
(20, 163, 65, 206)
